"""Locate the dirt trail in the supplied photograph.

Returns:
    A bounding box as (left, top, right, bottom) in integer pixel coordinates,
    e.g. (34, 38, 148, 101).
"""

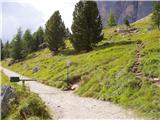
(131, 41, 160, 86)
(1, 67, 142, 120)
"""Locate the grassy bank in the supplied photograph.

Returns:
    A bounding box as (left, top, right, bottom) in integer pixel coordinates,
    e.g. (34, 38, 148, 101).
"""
(1, 15, 160, 119)
(1, 72, 51, 120)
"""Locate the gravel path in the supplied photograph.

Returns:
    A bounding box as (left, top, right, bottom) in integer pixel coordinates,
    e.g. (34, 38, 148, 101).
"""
(1, 67, 142, 120)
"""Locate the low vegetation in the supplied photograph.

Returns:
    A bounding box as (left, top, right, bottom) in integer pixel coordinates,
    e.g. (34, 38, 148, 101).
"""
(1, 72, 51, 120)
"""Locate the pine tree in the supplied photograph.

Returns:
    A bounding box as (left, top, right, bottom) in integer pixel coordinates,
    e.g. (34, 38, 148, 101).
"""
(1, 39, 4, 60)
(152, 2, 160, 29)
(45, 11, 66, 53)
(65, 28, 71, 39)
(31, 27, 45, 51)
(3, 41, 10, 58)
(23, 29, 33, 54)
(107, 11, 116, 27)
(11, 28, 23, 60)
(123, 18, 130, 27)
(37, 26, 44, 46)
(71, 1, 103, 51)
(32, 32, 39, 51)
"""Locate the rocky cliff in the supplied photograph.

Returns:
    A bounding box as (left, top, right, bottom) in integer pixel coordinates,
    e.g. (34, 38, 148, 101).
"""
(97, 1, 153, 26)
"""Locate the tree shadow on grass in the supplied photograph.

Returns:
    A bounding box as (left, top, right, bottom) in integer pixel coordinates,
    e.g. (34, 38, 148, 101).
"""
(95, 40, 136, 51)
(59, 49, 78, 56)
(59, 40, 136, 56)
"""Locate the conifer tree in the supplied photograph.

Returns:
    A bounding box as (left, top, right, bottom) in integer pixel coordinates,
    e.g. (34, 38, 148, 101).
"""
(1, 39, 4, 60)
(65, 28, 71, 39)
(32, 32, 39, 51)
(31, 27, 44, 51)
(107, 11, 116, 27)
(3, 41, 10, 58)
(37, 26, 44, 45)
(11, 28, 23, 60)
(45, 11, 66, 53)
(23, 29, 33, 54)
(123, 18, 130, 27)
(152, 2, 160, 29)
(71, 1, 103, 51)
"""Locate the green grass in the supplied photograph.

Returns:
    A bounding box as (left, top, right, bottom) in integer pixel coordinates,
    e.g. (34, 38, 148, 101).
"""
(1, 72, 51, 120)
(1, 14, 160, 119)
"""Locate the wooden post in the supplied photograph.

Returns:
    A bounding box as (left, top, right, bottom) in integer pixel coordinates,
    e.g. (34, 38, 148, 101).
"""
(66, 61, 72, 87)
(67, 65, 69, 85)
(22, 80, 25, 90)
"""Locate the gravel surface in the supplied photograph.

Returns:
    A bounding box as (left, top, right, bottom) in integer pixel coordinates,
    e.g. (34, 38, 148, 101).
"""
(1, 67, 143, 120)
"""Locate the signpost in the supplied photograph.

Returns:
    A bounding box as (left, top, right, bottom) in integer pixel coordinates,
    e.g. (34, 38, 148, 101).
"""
(10, 77, 35, 90)
(66, 61, 72, 86)
(10, 77, 20, 82)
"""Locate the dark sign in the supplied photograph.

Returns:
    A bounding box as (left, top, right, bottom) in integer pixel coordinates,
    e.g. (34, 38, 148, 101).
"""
(10, 77, 20, 82)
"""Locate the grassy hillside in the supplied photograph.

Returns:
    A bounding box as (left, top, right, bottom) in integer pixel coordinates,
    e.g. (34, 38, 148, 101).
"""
(2, 15, 160, 119)
(1, 72, 51, 120)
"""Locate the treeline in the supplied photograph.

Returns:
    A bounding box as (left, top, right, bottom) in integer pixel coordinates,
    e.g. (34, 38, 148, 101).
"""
(1, 27, 46, 60)
(1, 1, 160, 61)
(1, 1, 102, 60)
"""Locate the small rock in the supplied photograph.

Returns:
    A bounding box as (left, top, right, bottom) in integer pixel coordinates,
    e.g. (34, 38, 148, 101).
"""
(32, 66, 40, 74)
(153, 78, 160, 81)
(29, 53, 37, 58)
(71, 84, 79, 90)
(51, 51, 57, 56)
(15, 59, 19, 63)
(48, 53, 53, 58)
(23, 64, 29, 70)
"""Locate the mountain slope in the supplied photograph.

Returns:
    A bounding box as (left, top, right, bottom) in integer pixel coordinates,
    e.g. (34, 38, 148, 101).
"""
(2, 15, 160, 119)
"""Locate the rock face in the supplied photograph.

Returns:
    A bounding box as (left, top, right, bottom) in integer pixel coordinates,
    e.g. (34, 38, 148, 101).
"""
(97, 1, 153, 26)
(1, 85, 16, 118)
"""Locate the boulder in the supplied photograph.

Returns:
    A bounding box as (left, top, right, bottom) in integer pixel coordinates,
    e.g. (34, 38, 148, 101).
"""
(116, 28, 128, 33)
(8, 60, 15, 66)
(32, 66, 40, 74)
(39, 43, 47, 49)
(1, 85, 16, 118)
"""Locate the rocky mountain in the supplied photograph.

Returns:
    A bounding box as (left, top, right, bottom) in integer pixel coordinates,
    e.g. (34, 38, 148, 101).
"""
(97, 1, 153, 26)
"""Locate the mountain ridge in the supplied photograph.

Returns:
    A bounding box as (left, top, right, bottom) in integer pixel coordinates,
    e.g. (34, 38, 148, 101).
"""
(97, 1, 153, 26)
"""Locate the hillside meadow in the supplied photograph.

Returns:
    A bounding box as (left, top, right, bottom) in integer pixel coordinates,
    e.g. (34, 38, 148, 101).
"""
(2, 15, 160, 119)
